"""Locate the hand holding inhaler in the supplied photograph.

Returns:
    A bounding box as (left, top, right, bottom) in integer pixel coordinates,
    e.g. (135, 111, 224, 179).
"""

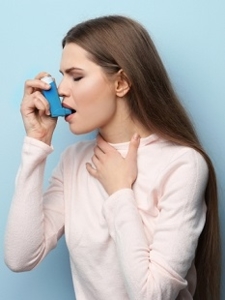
(41, 76, 73, 117)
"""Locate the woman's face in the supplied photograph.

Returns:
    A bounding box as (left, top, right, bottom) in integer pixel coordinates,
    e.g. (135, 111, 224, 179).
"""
(58, 43, 118, 135)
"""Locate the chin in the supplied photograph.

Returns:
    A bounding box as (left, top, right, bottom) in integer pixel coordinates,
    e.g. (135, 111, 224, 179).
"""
(69, 125, 95, 136)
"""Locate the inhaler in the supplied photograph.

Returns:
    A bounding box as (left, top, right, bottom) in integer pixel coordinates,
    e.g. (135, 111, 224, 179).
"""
(41, 76, 72, 117)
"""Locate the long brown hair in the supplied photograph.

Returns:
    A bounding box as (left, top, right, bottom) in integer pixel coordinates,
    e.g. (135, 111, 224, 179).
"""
(62, 15, 221, 299)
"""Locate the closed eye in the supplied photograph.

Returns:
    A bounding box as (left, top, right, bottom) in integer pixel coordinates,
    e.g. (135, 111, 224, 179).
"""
(73, 77, 83, 81)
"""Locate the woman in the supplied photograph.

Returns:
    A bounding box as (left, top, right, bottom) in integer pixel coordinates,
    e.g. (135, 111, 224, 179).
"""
(4, 15, 220, 299)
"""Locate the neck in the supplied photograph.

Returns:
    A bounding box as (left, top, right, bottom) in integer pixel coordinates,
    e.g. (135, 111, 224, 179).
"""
(99, 117, 152, 144)
(98, 96, 152, 143)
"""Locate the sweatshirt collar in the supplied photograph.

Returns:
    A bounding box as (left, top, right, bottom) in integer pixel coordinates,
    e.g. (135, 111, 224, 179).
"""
(109, 133, 159, 151)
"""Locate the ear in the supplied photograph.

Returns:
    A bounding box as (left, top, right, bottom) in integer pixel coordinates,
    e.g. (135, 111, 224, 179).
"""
(115, 69, 131, 98)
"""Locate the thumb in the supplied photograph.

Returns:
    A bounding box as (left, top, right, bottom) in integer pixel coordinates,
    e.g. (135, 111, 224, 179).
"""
(126, 133, 140, 161)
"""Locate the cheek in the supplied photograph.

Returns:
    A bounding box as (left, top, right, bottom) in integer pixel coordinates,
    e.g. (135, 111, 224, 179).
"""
(73, 78, 115, 110)
(83, 98, 116, 126)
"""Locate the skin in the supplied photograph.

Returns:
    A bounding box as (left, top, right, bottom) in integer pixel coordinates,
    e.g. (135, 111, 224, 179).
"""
(20, 43, 152, 195)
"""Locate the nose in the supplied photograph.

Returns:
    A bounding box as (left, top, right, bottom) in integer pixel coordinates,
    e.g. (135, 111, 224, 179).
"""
(57, 78, 69, 98)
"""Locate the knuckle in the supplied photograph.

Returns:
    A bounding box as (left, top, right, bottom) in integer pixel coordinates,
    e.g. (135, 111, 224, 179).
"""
(33, 91, 40, 97)
(24, 79, 31, 87)
(20, 98, 28, 110)
(35, 72, 49, 79)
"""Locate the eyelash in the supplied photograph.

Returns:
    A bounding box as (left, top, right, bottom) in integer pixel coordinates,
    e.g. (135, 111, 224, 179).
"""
(73, 77, 83, 82)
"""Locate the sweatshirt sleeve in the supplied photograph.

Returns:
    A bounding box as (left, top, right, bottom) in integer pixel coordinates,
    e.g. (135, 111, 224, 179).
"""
(102, 149, 208, 300)
(4, 137, 65, 272)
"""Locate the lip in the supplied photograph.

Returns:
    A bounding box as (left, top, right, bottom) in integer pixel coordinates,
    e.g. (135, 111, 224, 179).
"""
(62, 102, 76, 121)
(62, 101, 76, 110)
(65, 113, 74, 122)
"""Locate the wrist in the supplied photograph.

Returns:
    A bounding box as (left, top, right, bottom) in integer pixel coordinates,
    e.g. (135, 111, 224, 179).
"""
(26, 132, 53, 146)
(108, 183, 132, 196)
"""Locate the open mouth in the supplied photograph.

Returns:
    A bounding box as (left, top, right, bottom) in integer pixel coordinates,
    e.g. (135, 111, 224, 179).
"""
(64, 108, 76, 120)
(62, 103, 76, 115)
(65, 109, 76, 117)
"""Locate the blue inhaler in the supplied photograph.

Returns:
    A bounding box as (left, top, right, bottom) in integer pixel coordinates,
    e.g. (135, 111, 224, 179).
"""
(41, 76, 72, 117)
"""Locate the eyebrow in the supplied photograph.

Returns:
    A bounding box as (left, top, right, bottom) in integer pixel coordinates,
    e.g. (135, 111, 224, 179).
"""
(59, 67, 83, 75)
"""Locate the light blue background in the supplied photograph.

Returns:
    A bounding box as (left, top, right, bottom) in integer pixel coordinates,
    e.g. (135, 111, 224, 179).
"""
(1, 1, 224, 299)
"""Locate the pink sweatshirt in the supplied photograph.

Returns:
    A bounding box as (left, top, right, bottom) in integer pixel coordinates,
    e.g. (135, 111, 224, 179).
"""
(4, 134, 208, 300)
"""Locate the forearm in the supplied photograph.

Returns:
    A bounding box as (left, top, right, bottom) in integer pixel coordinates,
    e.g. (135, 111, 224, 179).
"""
(103, 189, 187, 300)
(4, 137, 55, 271)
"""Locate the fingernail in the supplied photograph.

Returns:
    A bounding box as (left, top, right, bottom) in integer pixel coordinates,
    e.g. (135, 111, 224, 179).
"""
(133, 133, 140, 140)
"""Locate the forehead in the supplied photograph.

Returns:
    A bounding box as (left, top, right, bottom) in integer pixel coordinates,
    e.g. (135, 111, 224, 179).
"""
(60, 43, 93, 69)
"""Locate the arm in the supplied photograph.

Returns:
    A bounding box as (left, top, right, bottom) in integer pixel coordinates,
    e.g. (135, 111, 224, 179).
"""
(4, 137, 65, 272)
(4, 72, 63, 271)
(87, 137, 208, 299)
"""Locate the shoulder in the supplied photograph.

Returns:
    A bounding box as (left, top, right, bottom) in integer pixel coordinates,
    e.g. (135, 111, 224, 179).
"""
(157, 140, 209, 190)
(169, 143, 208, 173)
(153, 137, 208, 172)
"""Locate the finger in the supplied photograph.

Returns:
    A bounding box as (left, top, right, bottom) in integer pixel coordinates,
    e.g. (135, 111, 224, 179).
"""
(33, 92, 51, 115)
(24, 78, 50, 96)
(86, 163, 98, 178)
(92, 153, 102, 169)
(96, 135, 117, 153)
(33, 98, 48, 116)
(94, 146, 105, 160)
(35, 72, 50, 80)
(126, 133, 140, 161)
